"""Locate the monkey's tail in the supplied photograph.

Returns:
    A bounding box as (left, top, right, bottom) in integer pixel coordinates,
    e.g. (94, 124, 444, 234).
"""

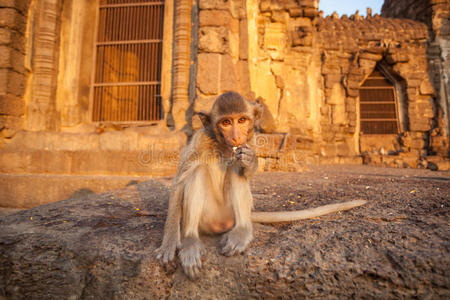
(251, 199, 367, 223)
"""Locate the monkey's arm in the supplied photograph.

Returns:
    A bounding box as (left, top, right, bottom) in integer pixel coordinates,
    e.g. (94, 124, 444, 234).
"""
(251, 199, 366, 223)
(155, 182, 183, 264)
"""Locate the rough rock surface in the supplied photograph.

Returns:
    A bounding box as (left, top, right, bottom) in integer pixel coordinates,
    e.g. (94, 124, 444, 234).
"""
(0, 165, 449, 299)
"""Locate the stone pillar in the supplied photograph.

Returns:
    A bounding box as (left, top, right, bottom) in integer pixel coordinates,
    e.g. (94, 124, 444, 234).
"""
(25, 0, 61, 132)
(171, 0, 192, 130)
(55, 0, 89, 128)
(0, 0, 30, 140)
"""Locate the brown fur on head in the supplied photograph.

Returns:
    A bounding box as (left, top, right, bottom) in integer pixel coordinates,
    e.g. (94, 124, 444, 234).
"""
(197, 92, 262, 146)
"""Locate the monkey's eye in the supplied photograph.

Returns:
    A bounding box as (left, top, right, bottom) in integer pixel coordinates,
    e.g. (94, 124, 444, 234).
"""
(221, 119, 232, 126)
(238, 117, 247, 124)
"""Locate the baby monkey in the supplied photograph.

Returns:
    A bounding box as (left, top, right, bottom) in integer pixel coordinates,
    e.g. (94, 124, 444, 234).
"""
(155, 91, 366, 279)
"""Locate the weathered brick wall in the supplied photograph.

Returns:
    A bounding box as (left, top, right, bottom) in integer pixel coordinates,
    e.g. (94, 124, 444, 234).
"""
(0, 0, 30, 143)
(316, 15, 433, 155)
(382, 0, 450, 158)
(193, 0, 448, 169)
(382, 0, 432, 26)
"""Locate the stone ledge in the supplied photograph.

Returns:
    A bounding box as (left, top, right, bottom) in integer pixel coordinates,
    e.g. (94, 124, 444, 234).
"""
(0, 168, 448, 298)
(0, 173, 165, 208)
(0, 149, 179, 175)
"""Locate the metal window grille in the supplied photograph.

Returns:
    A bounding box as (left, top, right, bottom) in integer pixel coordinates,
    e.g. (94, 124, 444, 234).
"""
(92, 0, 164, 122)
(359, 69, 400, 134)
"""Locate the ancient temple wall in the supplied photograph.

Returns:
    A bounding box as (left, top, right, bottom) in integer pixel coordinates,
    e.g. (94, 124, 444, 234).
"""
(382, 0, 450, 157)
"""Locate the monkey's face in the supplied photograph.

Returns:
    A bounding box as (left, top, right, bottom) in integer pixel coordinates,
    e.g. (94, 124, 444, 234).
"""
(217, 114, 251, 147)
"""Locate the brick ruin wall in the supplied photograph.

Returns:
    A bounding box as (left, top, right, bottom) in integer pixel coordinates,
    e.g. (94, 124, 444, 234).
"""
(195, 0, 449, 170)
(382, 0, 450, 159)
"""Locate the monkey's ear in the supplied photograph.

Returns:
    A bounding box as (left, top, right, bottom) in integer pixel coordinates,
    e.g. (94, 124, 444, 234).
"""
(197, 111, 211, 127)
(253, 102, 263, 121)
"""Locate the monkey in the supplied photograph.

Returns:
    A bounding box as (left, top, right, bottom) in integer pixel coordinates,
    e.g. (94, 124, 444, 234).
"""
(154, 91, 366, 279)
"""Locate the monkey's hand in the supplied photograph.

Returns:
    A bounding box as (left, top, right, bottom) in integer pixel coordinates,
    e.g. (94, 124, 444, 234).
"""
(235, 145, 257, 175)
(154, 238, 180, 268)
(220, 226, 253, 257)
(179, 236, 205, 280)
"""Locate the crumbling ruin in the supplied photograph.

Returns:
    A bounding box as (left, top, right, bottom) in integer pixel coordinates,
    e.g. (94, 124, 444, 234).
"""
(0, 0, 449, 207)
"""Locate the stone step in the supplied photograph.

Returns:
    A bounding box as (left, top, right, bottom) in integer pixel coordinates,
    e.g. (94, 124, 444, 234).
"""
(0, 173, 171, 208)
(0, 149, 179, 176)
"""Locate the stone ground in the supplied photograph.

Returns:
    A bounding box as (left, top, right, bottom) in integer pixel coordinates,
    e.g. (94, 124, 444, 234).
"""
(0, 165, 449, 299)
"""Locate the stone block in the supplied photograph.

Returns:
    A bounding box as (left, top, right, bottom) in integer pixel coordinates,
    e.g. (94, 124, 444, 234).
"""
(0, 150, 31, 173)
(345, 102, 356, 113)
(419, 79, 435, 95)
(236, 59, 251, 95)
(220, 54, 238, 93)
(320, 105, 329, 116)
(2, 115, 22, 138)
(0, 8, 26, 32)
(0, 0, 15, 7)
(325, 74, 341, 89)
(336, 142, 351, 157)
(193, 95, 216, 114)
(239, 19, 248, 60)
(0, 47, 25, 73)
(199, 0, 230, 10)
(288, 8, 303, 17)
(28, 150, 72, 174)
(228, 29, 240, 59)
(409, 120, 431, 132)
(347, 112, 356, 121)
(0, 45, 10, 68)
(303, 7, 318, 18)
(320, 144, 337, 157)
(386, 52, 409, 64)
(197, 53, 220, 95)
(0, 69, 26, 97)
(199, 27, 229, 54)
(0, 68, 8, 94)
(290, 32, 312, 47)
(358, 58, 376, 70)
(0, 94, 25, 116)
(199, 10, 232, 27)
(0, 28, 11, 45)
(271, 10, 289, 23)
(0, 0, 29, 13)
(0, 27, 25, 54)
(359, 52, 382, 61)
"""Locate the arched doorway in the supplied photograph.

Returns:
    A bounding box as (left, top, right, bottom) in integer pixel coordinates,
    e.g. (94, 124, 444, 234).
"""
(359, 65, 407, 154)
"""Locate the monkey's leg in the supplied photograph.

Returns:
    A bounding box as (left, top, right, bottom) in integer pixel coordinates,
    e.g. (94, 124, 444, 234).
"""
(221, 171, 253, 256)
(179, 166, 209, 279)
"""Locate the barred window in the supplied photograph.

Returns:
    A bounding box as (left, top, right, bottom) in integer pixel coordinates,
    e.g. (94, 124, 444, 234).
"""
(92, 0, 164, 122)
(359, 68, 400, 134)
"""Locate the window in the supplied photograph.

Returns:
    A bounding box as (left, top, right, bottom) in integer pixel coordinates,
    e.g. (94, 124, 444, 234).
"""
(92, 0, 164, 122)
(359, 68, 400, 134)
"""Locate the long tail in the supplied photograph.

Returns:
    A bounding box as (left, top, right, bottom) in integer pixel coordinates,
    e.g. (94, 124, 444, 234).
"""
(251, 199, 367, 223)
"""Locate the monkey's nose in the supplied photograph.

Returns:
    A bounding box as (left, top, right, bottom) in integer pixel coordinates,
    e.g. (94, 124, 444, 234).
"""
(230, 137, 240, 147)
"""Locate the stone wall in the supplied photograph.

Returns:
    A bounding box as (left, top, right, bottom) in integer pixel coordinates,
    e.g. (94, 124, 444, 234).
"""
(0, 0, 30, 144)
(382, 0, 450, 158)
(202, 0, 445, 169)
(194, 0, 252, 122)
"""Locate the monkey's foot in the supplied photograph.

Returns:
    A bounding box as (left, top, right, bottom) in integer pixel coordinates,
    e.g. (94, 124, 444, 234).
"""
(220, 226, 253, 257)
(179, 237, 204, 280)
(154, 241, 178, 265)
